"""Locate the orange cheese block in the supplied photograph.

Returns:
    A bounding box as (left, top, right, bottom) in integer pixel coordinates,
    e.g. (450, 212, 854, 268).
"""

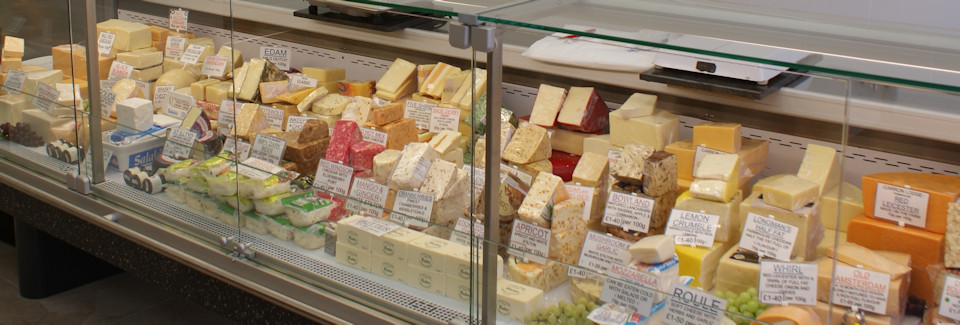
(847, 213, 944, 302)
(862, 172, 960, 234)
(374, 118, 417, 150)
(751, 306, 822, 325)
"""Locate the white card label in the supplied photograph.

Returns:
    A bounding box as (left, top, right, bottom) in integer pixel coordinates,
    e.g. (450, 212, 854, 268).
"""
(662, 285, 726, 325)
(218, 100, 236, 133)
(179, 44, 206, 65)
(288, 75, 318, 91)
(108, 61, 134, 80)
(873, 183, 930, 228)
(348, 217, 401, 237)
(693, 145, 728, 169)
(168, 8, 189, 31)
(135, 80, 151, 100)
(153, 85, 174, 108)
(450, 217, 485, 248)
(165, 37, 187, 59)
(664, 209, 720, 247)
(220, 137, 251, 160)
(201, 55, 228, 77)
(164, 92, 194, 119)
(285, 116, 316, 131)
(570, 231, 632, 278)
(100, 89, 116, 118)
(260, 47, 290, 71)
(249, 134, 286, 165)
(313, 159, 354, 196)
(404, 100, 435, 130)
(739, 213, 798, 261)
(603, 191, 654, 233)
(601, 264, 660, 315)
(391, 190, 434, 229)
(565, 185, 596, 222)
(32, 83, 59, 114)
(831, 265, 891, 314)
(163, 128, 197, 159)
(360, 128, 388, 146)
(2, 70, 26, 92)
(429, 106, 460, 133)
(237, 157, 283, 180)
(346, 178, 390, 217)
(372, 96, 391, 107)
(938, 275, 960, 321)
(97, 31, 115, 57)
(758, 261, 818, 306)
(507, 219, 550, 264)
(261, 105, 284, 129)
(607, 149, 622, 166)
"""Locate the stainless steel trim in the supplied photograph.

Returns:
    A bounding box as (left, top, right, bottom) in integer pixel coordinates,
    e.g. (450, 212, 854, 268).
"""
(84, 0, 105, 183)
(480, 26, 503, 325)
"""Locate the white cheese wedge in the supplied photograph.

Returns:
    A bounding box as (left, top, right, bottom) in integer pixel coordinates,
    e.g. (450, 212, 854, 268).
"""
(376, 58, 417, 94)
(630, 234, 676, 264)
(529, 84, 567, 127)
(428, 130, 461, 155)
(760, 174, 820, 211)
(693, 153, 741, 182)
(389, 142, 439, 190)
(296, 87, 329, 113)
(618, 92, 657, 118)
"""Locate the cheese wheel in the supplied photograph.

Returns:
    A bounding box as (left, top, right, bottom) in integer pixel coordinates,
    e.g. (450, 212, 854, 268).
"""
(752, 306, 822, 325)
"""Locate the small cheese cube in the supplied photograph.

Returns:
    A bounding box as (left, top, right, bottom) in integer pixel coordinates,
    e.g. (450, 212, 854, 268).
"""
(611, 144, 655, 185)
(820, 182, 863, 232)
(797, 144, 840, 195)
(760, 174, 819, 211)
(390, 142, 439, 190)
(609, 109, 678, 150)
(373, 149, 401, 183)
(675, 191, 742, 243)
(642, 151, 678, 196)
(502, 124, 551, 165)
(630, 234, 675, 264)
(375, 117, 417, 150)
(370, 102, 404, 126)
(617, 93, 657, 118)
(325, 120, 362, 164)
(694, 153, 740, 182)
(528, 84, 567, 127)
(116, 97, 154, 132)
(116, 49, 163, 69)
(571, 152, 609, 187)
(348, 141, 385, 171)
(496, 280, 544, 321)
(690, 179, 738, 203)
(2, 36, 24, 58)
(517, 172, 569, 228)
(692, 122, 741, 153)
(556, 87, 608, 133)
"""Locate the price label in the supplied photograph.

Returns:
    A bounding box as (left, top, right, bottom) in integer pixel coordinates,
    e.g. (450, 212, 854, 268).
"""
(108, 61, 134, 80)
(237, 157, 283, 180)
(220, 137, 251, 160)
(201, 55, 228, 77)
(450, 217, 485, 248)
(260, 46, 291, 71)
(602, 191, 654, 233)
(404, 100, 435, 129)
(100, 89, 116, 118)
(739, 213, 799, 261)
(165, 36, 187, 58)
(164, 92, 194, 119)
(313, 159, 353, 196)
(565, 185, 595, 221)
(759, 261, 818, 306)
(938, 275, 960, 321)
(360, 128, 388, 146)
(664, 209, 720, 247)
(508, 219, 550, 264)
(286, 116, 316, 131)
(600, 264, 661, 315)
(218, 100, 236, 134)
(570, 231, 632, 278)
(163, 128, 197, 159)
(390, 190, 434, 229)
(429, 106, 460, 133)
(261, 105, 284, 129)
(372, 96, 391, 107)
(97, 31, 115, 57)
(2, 70, 26, 92)
(168, 8, 189, 31)
(347, 216, 401, 237)
(662, 285, 726, 325)
(831, 265, 891, 314)
(693, 145, 729, 169)
(873, 183, 930, 228)
(32, 83, 59, 114)
(153, 85, 174, 108)
(179, 44, 206, 65)
(135, 80, 151, 100)
(288, 75, 318, 91)
(345, 177, 390, 217)
(249, 133, 286, 165)
(607, 149, 622, 166)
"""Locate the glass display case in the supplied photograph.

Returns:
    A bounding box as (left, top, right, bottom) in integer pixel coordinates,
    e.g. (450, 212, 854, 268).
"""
(0, 0, 958, 324)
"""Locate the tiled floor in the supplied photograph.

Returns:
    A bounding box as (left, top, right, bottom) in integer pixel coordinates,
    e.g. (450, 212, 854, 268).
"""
(0, 242, 236, 324)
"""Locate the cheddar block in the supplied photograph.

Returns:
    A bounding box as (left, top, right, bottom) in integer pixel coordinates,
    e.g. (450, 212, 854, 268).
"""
(556, 87, 608, 133)
(760, 174, 819, 211)
(96, 19, 152, 53)
(666, 140, 696, 181)
(155, 68, 200, 90)
(630, 234, 675, 264)
(231, 103, 269, 140)
(502, 124, 551, 165)
(374, 79, 415, 102)
(740, 192, 823, 261)
(582, 134, 621, 158)
(862, 172, 960, 234)
(375, 118, 417, 150)
(440, 70, 469, 104)
(693, 122, 741, 153)
(517, 172, 569, 228)
(611, 143, 654, 185)
(675, 241, 734, 291)
(825, 242, 911, 279)
(190, 79, 219, 101)
(609, 109, 678, 150)
(259, 80, 289, 104)
(52, 44, 85, 78)
(25, 70, 63, 96)
(815, 257, 907, 316)
(420, 62, 460, 98)
(302, 67, 346, 82)
(529, 84, 566, 127)
(204, 81, 234, 104)
(847, 213, 944, 302)
(216, 46, 243, 70)
(0, 58, 21, 73)
(3, 36, 24, 58)
(496, 280, 544, 321)
(571, 152, 609, 187)
(690, 179, 738, 203)
(617, 93, 657, 118)
(796, 144, 840, 195)
(116, 49, 163, 69)
(820, 182, 863, 232)
(370, 103, 404, 126)
(0, 94, 29, 124)
(676, 191, 742, 243)
(694, 153, 740, 182)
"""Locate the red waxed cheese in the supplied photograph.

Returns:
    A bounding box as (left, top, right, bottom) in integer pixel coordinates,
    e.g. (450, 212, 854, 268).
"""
(324, 120, 361, 164)
(556, 87, 609, 133)
(317, 191, 347, 222)
(349, 141, 386, 171)
(550, 150, 581, 182)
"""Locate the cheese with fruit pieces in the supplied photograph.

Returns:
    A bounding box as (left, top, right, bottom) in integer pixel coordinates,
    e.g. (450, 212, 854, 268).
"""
(373, 149, 401, 183)
(325, 120, 361, 164)
(676, 191, 741, 243)
(617, 93, 657, 118)
(96, 20, 152, 53)
(740, 192, 824, 261)
(630, 234, 675, 264)
(675, 240, 734, 291)
(390, 142, 439, 190)
(506, 258, 568, 292)
(609, 109, 678, 150)
(551, 197, 586, 234)
(760, 174, 819, 211)
(231, 103, 269, 140)
(419, 160, 458, 200)
(2, 36, 24, 58)
(257, 80, 288, 104)
(116, 97, 154, 133)
(238, 58, 287, 102)
(312, 93, 351, 115)
(797, 144, 840, 195)
(428, 130, 460, 154)
(528, 84, 566, 127)
(204, 81, 234, 104)
(572, 152, 608, 187)
(825, 242, 911, 279)
(502, 124, 551, 164)
(496, 280, 543, 321)
(815, 256, 907, 316)
(116, 49, 163, 69)
(611, 181, 679, 230)
(820, 182, 863, 232)
(690, 178, 738, 203)
(517, 172, 569, 228)
(556, 87, 608, 133)
(692, 122, 741, 153)
(643, 151, 678, 196)
(862, 172, 960, 234)
(374, 117, 417, 150)
(694, 153, 740, 182)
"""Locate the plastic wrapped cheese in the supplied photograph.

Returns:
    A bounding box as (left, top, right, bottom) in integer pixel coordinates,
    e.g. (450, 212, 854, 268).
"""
(282, 191, 336, 227)
(265, 215, 296, 241)
(241, 211, 269, 235)
(293, 223, 326, 250)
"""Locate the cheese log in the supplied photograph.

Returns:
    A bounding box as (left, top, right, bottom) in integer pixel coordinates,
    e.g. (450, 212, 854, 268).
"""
(572, 152, 609, 187)
(428, 130, 461, 154)
(821, 182, 863, 232)
(797, 144, 840, 195)
(847, 213, 944, 302)
(204, 81, 234, 104)
(630, 234, 675, 264)
(116, 49, 163, 69)
(259, 80, 289, 104)
(556, 87, 608, 133)
(238, 58, 286, 102)
(0, 94, 29, 124)
(582, 134, 621, 158)
(495, 280, 544, 321)
(190, 79, 219, 101)
(348, 141, 385, 171)
(642, 151, 678, 196)
(692, 122, 741, 153)
(690, 179, 738, 203)
(740, 193, 823, 261)
(325, 120, 361, 164)
(420, 63, 460, 98)
(617, 93, 657, 119)
(506, 258, 568, 292)
(812, 301, 900, 325)
(611, 143, 655, 185)
(760, 174, 820, 211)
(419, 160, 458, 200)
(676, 191, 742, 243)
(609, 109, 678, 150)
(375, 118, 417, 150)
(611, 182, 678, 230)
(375, 59, 416, 96)
(815, 257, 907, 316)
(862, 172, 960, 234)
(116, 97, 154, 133)
(370, 103, 404, 126)
(312, 93, 351, 115)
(947, 202, 960, 268)
(373, 149, 401, 184)
(825, 242, 911, 279)
(529, 84, 567, 127)
(96, 20, 152, 52)
(155, 68, 200, 90)
(390, 142, 439, 190)
(517, 172, 569, 228)
(753, 306, 823, 325)
(303, 67, 345, 82)
(502, 124, 551, 165)
(694, 153, 740, 182)
(675, 241, 735, 291)
(3, 36, 24, 58)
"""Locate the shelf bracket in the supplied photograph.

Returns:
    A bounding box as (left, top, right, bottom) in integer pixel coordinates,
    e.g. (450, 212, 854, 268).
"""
(219, 235, 256, 260)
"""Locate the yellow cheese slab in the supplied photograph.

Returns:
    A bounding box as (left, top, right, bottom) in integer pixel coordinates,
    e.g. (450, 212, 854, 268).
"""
(608, 109, 678, 150)
(796, 143, 840, 195)
(760, 174, 820, 211)
(693, 122, 741, 153)
(820, 182, 863, 232)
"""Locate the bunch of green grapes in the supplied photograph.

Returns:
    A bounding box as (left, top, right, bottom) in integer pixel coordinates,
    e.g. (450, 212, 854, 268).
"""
(524, 297, 598, 325)
(713, 287, 770, 325)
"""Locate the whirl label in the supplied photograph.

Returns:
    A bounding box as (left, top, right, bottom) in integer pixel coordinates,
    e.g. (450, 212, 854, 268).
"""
(600, 264, 660, 315)
(391, 190, 433, 229)
(758, 261, 817, 305)
(603, 192, 654, 233)
(508, 219, 550, 264)
(569, 231, 632, 278)
(831, 265, 890, 314)
(663, 285, 726, 325)
(739, 213, 798, 261)
(346, 178, 389, 217)
(313, 159, 353, 196)
(664, 209, 720, 247)
(404, 100, 435, 130)
(874, 183, 930, 227)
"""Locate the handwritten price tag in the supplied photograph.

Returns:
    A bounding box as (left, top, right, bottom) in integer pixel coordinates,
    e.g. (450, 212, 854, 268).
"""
(168, 8, 189, 31)
(313, 159, 353, 196)
(288, 75, 318, 91)
(108, 61, 134, 80)
(404, 100, 435, 129)
(33, 83, 60, 114)
(165, 37, 187, 59)
(179, 44, 206, 65)
(429, 106, 460, 133)
(97, 32, 115, 57)
(201, 55, 228, 77)
(602, 191, 654, 233)
(286, 116, 316, 131)
(508, 219, 550, 264)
